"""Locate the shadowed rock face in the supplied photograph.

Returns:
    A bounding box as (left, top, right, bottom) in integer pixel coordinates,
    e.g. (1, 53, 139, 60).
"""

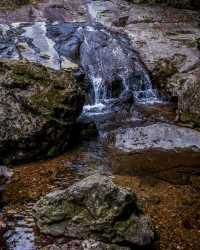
(127, 0, 200, 9)
(34, 174, 156, 249)
(0, 60, 84, 164)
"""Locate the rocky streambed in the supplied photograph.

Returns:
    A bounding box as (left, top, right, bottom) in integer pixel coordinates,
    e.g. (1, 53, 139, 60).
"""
(0, 0, 200, 250)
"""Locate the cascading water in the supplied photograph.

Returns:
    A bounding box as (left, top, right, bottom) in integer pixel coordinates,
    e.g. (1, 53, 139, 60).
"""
(79, 25, 160, 116)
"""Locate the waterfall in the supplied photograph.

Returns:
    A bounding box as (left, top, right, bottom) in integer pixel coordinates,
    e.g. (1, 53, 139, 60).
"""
(133, 73, 160, 104)
(80, 25, 160, 115)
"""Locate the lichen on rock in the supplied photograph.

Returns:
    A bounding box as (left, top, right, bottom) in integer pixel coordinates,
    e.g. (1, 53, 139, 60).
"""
(34, 174, 156, 249)
(0, 59, 84, 164)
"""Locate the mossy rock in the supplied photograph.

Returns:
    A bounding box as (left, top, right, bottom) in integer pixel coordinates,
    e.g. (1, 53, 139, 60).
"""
(0, 0, 36, 9)
(180, 112, 200, 128)
(34, 174, 156, 248)
(0, 59, 84, 164)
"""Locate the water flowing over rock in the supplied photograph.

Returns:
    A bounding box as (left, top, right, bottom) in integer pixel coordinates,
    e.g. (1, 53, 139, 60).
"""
(0, 21, 159, 117)
(34, 174, 156, 249)
(86, 0, 200, 126)
(0, 60, 84, 164)
(79, 25, 158, 106)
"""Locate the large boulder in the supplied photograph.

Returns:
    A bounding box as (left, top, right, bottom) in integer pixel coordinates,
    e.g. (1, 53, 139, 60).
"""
(0, 60, 84, 164)
(34, 174, 156, 249)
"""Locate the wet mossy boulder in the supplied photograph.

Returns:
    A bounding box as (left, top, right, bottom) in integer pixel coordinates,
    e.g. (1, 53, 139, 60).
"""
(0, 60, 84, 164)
(34, 174, 156, 249)
(0, 0, 32, 9)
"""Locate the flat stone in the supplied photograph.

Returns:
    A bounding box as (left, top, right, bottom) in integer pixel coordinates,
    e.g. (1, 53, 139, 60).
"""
(115, 123, 200, 152)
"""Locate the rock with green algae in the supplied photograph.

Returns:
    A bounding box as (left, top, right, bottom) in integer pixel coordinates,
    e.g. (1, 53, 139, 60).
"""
(0, 0, 32, 9)
(34, 174, 156, 249)
(0, 59, 84, 164)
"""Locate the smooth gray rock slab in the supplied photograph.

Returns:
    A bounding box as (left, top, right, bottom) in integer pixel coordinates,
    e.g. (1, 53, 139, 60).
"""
(115, 123, 200, 152)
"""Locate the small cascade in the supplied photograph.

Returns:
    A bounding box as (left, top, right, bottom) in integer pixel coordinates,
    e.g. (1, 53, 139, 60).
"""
(133, 73, 160, 104)
(0, 20, 161, 118)
(80, 25, 161, 116)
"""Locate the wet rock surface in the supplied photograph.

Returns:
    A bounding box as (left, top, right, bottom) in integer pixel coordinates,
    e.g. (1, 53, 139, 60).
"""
(0, 1, 200, 250)
(34, 174, 156, 249)
(0, 60, 84, 164)
(114, 123, 200, 152)
(86, 0, 200, 125)
(0, 20, 158, 106)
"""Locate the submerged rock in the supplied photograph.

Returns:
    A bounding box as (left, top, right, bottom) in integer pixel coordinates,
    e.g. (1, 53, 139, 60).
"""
(0, 60, 84, 164)
(34, 174, 155, 249)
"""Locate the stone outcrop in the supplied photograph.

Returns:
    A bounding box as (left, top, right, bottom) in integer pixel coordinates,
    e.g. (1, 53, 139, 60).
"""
(85, 0, 200, 126)
(0, 60, 84, 164)
(0, 0, 199, 126)
(34, 174, 156, 249)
